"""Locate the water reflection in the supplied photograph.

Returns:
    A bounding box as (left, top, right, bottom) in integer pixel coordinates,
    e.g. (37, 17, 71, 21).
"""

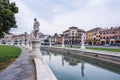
(42, 51, 120, 80)
(62, 56, 85, 77)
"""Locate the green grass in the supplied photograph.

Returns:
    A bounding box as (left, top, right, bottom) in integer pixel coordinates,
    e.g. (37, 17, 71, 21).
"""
(0, 45, 21, 62)
(87, 47, 120, 52)
(66, 46, 80, 48)
(0, 45, 21, 72)
(66, 46, 120, 52)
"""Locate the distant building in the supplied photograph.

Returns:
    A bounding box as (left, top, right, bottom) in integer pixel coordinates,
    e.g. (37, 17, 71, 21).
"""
(4, 33, 15, 42)
(39, 34, 50, 45)
(63, 26, 85, 45)
(1, 33, 15, 44)
(12, 32, 28, 42)
(56, 36, 62, 44)
(50, 36, 57, 44)
(100, 27, 120, 45)
(86, 27, 103, 45)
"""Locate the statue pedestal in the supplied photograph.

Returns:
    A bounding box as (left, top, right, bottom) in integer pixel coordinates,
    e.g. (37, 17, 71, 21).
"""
(80, 45, 86, 49)
(61, 43, 65, 48)
(29, 39, 42, 60)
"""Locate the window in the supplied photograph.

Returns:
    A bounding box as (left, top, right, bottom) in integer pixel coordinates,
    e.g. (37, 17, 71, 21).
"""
(106, 37, 108, 39)
(112, 32, 115, 34)
(112, 36, 114, 39)
(110, 37, 111, 39)
(72, 31, 74, 36)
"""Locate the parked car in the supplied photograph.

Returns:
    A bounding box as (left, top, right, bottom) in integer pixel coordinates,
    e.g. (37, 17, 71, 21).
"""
(14, 41, 18, 45)
(2, 40, 6, 44)
(104, 44, 110, 47)
(116, 43, 120, 47)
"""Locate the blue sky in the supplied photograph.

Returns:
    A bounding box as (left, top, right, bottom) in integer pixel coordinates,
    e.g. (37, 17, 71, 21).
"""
(10, 0, 120, 35)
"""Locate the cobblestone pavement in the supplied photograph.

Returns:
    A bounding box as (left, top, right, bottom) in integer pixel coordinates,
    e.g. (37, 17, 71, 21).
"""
(0, 47, 35, 80)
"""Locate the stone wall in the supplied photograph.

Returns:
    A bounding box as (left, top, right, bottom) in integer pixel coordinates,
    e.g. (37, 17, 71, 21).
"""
(41, 46, 120, 65)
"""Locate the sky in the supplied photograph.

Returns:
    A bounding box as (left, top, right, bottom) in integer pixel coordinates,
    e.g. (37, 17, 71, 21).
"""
(10, 0, 120, 35)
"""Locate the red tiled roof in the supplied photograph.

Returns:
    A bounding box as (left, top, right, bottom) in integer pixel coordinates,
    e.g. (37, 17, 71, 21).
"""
(69, 26, 78, 29)
(87, 27, 102, 32)
(101, 27, 120, 32)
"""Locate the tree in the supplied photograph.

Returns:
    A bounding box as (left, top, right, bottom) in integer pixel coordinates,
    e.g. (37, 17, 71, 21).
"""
(0, 0, 18, 38)
(44, 39, 49, 42)
(54, 33, 58, 37)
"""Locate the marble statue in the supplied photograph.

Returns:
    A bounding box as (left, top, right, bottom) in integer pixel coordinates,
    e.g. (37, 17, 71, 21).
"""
(80, 32, 86, 49)
(33, 18, 40, 39)
(30, 18, 42, 60)
(62, 37, 65, 47)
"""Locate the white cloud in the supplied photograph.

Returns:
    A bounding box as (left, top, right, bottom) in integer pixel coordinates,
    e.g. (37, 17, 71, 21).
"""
(10, 0, 35, 34)
(88, 0, 109, 6)
(10, 0, 120, 35)
(50, 0, 120, 32)
(10, 0, 52, 35)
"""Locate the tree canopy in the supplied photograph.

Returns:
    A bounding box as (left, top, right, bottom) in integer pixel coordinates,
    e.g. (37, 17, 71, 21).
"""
(54, 33, 58, 37)
(0, 0, 18, 38)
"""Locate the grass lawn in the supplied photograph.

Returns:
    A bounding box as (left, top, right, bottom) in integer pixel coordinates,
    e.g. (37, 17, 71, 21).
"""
(66, 46, 120, 52)
(66, 46, 80, 48)
(0, 45, 21, 72)
(87, 47, 120, 52)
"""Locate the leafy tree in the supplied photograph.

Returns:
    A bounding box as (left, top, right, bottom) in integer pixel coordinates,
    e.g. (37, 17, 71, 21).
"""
(44, 39, 49, 42)
(0, 0, 18, 38)
(54, 33, 58, 37)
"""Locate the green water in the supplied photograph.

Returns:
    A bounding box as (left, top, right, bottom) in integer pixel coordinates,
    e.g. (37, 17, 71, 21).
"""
(42, 51, 120, 80)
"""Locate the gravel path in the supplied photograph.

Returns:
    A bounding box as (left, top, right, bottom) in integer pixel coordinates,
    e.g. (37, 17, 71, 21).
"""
(0, 47, 35, 80)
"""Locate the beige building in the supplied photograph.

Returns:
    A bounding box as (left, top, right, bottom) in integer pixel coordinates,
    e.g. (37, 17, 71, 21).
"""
(86, 28, 102, 45)
(63, 26, 85, 45)
(12, 32, 28, 42)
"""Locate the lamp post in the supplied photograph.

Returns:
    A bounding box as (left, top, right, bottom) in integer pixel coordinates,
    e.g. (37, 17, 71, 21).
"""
(24, 32, 27, 46)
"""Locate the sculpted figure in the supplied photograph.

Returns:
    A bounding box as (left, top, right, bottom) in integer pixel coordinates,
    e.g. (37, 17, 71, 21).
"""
(33, 18, 40, 39)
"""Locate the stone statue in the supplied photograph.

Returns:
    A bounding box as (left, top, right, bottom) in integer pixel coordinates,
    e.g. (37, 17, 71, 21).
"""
(33, 18, 40, 39)
(80, 32, 86, 49)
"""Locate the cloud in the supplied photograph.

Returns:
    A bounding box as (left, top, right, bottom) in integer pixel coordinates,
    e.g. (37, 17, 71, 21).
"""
(51, 0, 120, 31)
(10, 0, 35, 34)
(88, 0, 109, 6)
(10, 0, 52, 35)
(10, 0, 120, 35)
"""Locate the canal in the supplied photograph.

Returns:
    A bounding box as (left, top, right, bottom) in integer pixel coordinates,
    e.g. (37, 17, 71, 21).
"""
(41, 50, 120, 80)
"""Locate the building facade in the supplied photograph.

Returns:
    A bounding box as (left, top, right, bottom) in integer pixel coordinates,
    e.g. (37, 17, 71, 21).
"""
(56, 36, 62, 44)
(100, 27, 120, 45)
(63, 26, 85, 45)
(12, 32, 29, 42)
(86, 28, 102, 45)
(39, 34, 50, 45)
(0, 33, 14, 44)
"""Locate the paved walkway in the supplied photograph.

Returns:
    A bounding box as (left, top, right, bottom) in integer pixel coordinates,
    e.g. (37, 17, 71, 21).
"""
(0, 47, 35, 80)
